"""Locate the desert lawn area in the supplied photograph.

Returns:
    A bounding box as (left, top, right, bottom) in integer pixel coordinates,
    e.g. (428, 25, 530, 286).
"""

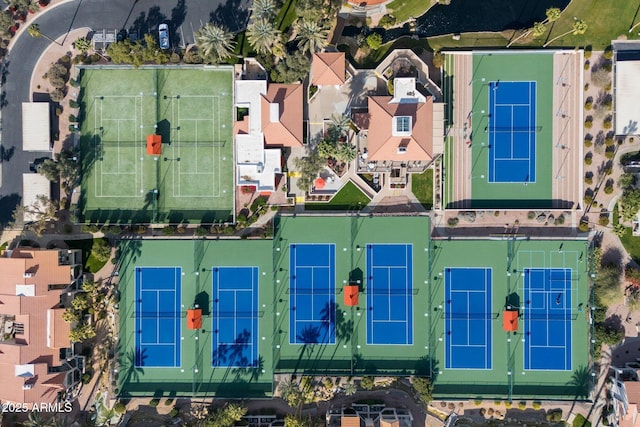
(305, 181, 370, 210)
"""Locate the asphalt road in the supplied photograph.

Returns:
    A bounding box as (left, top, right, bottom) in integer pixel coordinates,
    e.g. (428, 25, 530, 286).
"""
(0, 0, 250, 220)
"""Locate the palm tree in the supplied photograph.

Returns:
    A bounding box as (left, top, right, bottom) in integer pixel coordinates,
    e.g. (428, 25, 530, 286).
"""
(294, 18, 328, 54)
(27, 23, 60, 45)
(194, 23, 236, 64)
(246, 17, 281, 55)
(532, 21, 547, 38)
(543, 19, 587, 47)
(330, 113, 352, 135)
(250, 0, 277, 20)
(74, 36, 91, 54)
(343, 381, 357, 396)
(506, 6, 561, 47)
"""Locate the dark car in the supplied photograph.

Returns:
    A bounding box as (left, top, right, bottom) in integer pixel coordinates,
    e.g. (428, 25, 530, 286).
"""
(159, 23, 169, 49)
(29, 156, 49, 172)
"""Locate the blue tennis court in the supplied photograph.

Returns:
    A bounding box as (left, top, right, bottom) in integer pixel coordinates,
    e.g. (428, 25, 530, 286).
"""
(212, 267, 259, 367)
(444, 268, 492, 369)
(488, 81, 537, 183)
(135, 267, 181, 367)
(289, 244, 336, 344)
(366, 244, 413, 345)
(523, 268, 572, 371)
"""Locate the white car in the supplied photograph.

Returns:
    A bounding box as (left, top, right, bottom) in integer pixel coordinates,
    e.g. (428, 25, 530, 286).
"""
(158, 23, 169, 49)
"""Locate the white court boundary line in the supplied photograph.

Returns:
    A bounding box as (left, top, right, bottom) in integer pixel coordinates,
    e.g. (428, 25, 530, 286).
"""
(213, 266, 259, 367)
(171, 96, 222, 198)
(444, 267, 493, 370)
(94, 95, 145, 198)
(523, 268, 572, 371)
(366, 243, 413, 346)
(289, 244, 336, 345)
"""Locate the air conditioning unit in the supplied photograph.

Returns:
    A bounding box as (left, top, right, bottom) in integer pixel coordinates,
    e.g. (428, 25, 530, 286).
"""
(23, 272, 34, 278)
(22, 383, 33, 390)
(397, 146, 407, 154)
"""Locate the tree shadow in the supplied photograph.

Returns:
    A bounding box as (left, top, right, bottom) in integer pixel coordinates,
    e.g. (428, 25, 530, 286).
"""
(602, 246, 625, 267)
(0, 193, 20, 226)
(414, 354, 440, 381)
(209, 0, 250, 33)
(604, 313, 624, 335)
(129, 6, 167, 39)
(0, 145, 14, 162)
(213, 328, 258, 368)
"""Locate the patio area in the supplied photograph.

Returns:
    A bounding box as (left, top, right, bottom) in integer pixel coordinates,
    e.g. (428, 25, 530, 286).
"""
(308, 68, 385, 143)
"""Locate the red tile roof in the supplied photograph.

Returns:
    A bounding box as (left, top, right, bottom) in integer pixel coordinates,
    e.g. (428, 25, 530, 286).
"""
(261, 84, 304, 147)
(366, 96, 434, 162)
(311, 52, 346, 86)
(0, 249, 74, 404)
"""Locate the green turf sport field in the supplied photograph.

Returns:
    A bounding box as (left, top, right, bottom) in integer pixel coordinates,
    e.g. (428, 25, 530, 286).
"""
(77, 66, 234, 224)
(117, 215, 591, 399)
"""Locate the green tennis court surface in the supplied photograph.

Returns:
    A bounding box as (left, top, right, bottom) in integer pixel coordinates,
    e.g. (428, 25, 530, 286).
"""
(77, 66, 234, 224)
(117, 216, 590, 399)
(470, 52, 553, 207)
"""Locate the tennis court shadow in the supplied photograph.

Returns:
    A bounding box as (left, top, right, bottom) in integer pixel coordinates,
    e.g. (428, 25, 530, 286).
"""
(349, 268, 364, 289)
(156, 119, 171, 145)
(414, 355, 439, 380)
(193, 291, 210, 316)
(505, 292, 520, 310)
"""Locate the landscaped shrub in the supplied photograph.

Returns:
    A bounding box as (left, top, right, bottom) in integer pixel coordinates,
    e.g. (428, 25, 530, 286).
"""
(164, 398, 173, 406)
(149, 398, 160, 407)
(114, 402, 126, 414)
(527, 211, 535, 220)
(583, 61, 590, 70)
(584, 134, 593, 147)
(162, 226, 175, 236)
(584, 193, 594, 206)
(366, 33, 382, 50)
(578, 221, 589, 232)
(585, 97, 593, 110)
(518, 401, 527, 410)
(378, 14, 396, 28)
(546, 409, 563, 422)
(81, 373, 91, 384)
(170, 408, 179, 417)
(585, 152, 593, 165)
(605, 148, 616, 160)
(585, 173, 593, 185)
(480, 408, 487, 416)
(599, 215, 610, 226)
(195, 226, 208, 236)
(360, 376, 375, 390)
(584, 116, 593, 129)
(604, 115, 613, 129)
(532, 401, 542, 410)
(447, 217, 459, 227)
(604, 46, 613, 60)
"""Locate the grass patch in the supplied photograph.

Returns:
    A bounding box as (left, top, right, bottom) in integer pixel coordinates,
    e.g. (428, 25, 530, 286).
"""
(276, 0, 298, 32)
(411, 169, 433, 210)
(572, 414, 591, 427)
(620, 226, 640, 265)
(0, 241, 7, 252)
(305, 181, 370, 210)
(386, 0, 436, 24)
(65, 238, 110, 273)
(613, 203, 619, 226)
(538, 0, 640, 49)
(428, 0, 640, 51)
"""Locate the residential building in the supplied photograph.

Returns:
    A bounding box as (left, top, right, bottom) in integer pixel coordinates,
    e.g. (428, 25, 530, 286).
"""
(0, 247, 85, 404)
(326, 405, 413, 427)
(311, 52, 346, 87)
(235, 59, 303, 193)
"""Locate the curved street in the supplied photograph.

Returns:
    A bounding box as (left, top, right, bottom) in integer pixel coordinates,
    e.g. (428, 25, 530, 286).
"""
(0, 0, 249, 217)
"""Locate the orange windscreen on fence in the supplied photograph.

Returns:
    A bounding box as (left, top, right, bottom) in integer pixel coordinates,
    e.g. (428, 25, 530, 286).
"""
(502, 310, 518, 331)
(147, 134, 162, 155)
(187, 309, 202, 330)
(344, 285, 359, 306)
